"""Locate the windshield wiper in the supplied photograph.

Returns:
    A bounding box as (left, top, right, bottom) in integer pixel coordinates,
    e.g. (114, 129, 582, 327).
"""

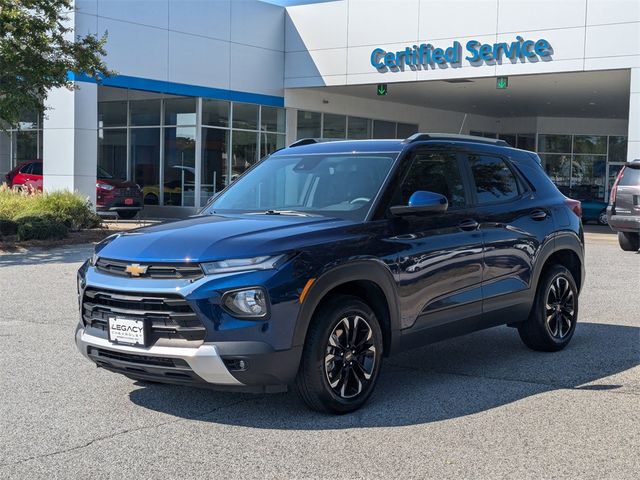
(259, 210, 315, 217)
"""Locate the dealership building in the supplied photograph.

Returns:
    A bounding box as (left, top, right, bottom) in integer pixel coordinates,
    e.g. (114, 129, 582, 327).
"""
(1, 0, 639, 215)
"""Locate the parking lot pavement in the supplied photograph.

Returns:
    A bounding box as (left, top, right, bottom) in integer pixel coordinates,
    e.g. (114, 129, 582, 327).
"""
(0, 232, 638, 480)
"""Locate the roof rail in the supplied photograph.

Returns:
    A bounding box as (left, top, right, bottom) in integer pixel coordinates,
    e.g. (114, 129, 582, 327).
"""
(404, 133, 509, 147)
(288, 137, 352, 148)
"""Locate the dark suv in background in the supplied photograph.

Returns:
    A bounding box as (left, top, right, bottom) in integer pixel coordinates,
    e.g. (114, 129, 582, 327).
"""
(76, 134, 584, 414)
(608, 159, 640, 251)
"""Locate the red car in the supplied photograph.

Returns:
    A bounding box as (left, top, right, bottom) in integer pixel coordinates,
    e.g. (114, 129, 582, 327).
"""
(4, 160, 143, 220)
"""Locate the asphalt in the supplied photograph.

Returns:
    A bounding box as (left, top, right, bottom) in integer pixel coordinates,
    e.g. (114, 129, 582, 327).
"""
(0, 228, 638, 479)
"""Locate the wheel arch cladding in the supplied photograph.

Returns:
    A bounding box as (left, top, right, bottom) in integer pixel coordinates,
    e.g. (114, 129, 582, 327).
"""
(293, 261, 401, 356)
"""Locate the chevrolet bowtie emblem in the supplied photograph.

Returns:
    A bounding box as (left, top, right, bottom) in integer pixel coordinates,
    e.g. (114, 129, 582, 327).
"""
(125, 263, 148, 277)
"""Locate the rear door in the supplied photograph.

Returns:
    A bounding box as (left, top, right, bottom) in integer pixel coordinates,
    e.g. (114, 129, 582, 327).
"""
(388, 148, 484, 338)
(463, 151, 554, 325)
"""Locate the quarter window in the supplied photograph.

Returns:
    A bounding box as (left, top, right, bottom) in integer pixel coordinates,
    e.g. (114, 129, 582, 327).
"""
(400, 152, 466, 208)
(468, 154, 519, 204)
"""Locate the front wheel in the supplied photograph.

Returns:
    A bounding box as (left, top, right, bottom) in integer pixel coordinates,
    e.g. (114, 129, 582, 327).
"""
(518, 265, 578, 352)
(618, 231, 639, 251)
(295, 295, 383, 414)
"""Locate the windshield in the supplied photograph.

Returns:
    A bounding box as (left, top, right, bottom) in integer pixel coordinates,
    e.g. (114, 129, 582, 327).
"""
(203, 152, 399, 221)
(97, 166, 114, 179)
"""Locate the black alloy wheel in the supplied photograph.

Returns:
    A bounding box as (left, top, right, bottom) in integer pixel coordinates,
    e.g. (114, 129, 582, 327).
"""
(518, 264, 578, 352)
(544, 275, 576, 340)
(296, 295, 383, 414)
(324, 315, 377, 399)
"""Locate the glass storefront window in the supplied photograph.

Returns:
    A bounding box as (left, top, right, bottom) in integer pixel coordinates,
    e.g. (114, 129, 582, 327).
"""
(233, 103, 259, 130)
(261, 106, 285, 133)
(297, 110, 321, 139)
(164, 98, 196, 126)
(98, 129, 127, 180)
(323, 113, 346, 139)
(538, 134, 572, 153)
(347, 117, 372, 139)
(202, 99, 230, 127)
(231, 130, 258, 181)
(571, 155, 606, 200)
(397, 123, 418, 139)
(260, 132, 286, 158)
(540, 154, 571, 190)
(164, 127, 196, 207)
(16, 131, 38, 162)
(608, 136, 628, 162)
(372, 120, 396, 139)
(17, 109, 38, 130)
(130, 100, 161, 126)
(99, 101, 127, 127)
(130, 128, 161, 205)
(573, 135, 607, 155)
(517, 133, 536, 151)
(499, 134, 517, 147)
(201, 127, 229, 204)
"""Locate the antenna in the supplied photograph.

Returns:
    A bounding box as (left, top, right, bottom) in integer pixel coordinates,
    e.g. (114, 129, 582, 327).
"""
(458, 113, 468, 134)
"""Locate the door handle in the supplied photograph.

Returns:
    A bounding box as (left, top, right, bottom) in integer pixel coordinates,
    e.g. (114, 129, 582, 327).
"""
(530, 210, 548, 220)
(459, 219, 479, 231)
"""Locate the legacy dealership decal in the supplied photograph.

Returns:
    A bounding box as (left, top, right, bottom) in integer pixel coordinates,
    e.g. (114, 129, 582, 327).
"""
(371, 37, 552, 70)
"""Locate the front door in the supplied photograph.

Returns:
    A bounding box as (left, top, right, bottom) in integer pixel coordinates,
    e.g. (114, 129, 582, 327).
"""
(387, 149, 484, 340)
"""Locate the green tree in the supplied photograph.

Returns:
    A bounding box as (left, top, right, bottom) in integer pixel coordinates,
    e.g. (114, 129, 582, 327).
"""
(0, 0, 111, 128)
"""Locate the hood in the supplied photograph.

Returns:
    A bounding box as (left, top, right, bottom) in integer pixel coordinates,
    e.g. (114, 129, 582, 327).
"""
(96, 214, 358, 263)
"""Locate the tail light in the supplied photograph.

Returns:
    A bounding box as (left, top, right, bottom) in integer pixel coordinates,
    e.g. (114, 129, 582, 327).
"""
(609, 167, 625, 205)
(564, 197, 582, 218)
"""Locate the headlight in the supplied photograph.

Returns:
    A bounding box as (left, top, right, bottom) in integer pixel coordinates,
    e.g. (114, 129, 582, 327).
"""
(201, 255, 284, 275)
(96, 182, 115, 191)
(222, 287, 269, 318)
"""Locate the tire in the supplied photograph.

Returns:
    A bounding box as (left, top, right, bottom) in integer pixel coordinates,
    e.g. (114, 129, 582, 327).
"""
(295, 295, 383, 414)
(618, 231, 640, 251)
(518, 264, 578, 352)
(116, 210, 138, 220)
(144, 193, 159, 205)
(597, 210, 608, 226)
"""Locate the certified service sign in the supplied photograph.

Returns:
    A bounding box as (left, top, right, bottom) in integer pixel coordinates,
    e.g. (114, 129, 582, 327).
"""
(370, 36, 552, 71)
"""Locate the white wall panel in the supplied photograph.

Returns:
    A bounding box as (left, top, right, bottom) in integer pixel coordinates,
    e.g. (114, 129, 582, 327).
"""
(230, 44, 284, 97)
(348, 0, 420, 47)
(586, 0, 640, 26)
(286, 1, 348, 51)
(75, 12, 98, 37)
(75, 0, 97, 16)
(585, 23, 640, 59)
(419, 0, 498, 39)
(497, 0, 587, 33)
(98, 0, 169, 29)
(286, 49, 347, 78)
(168, 31, 230, 89)
(168, 0, 231, 41)
(98, 17, 168, 81)
(231, 0, 285, 52)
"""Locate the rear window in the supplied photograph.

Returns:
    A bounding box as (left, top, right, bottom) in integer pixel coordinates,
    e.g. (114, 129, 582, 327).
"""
(619, 166, 640, 186)
(467, 154, 520, 204)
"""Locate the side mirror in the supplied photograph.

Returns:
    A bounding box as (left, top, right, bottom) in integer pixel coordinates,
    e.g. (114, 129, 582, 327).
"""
(390, 191, 448, 216)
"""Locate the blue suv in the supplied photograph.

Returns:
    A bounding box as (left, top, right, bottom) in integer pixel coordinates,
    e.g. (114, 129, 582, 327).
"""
(76, 134, 585, 413)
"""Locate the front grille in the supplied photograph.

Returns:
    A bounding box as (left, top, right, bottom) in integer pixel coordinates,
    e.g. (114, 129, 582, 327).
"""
(82, 288, 206, 344)
(96, 258, 203, 279)
(88, 347, 182, 367)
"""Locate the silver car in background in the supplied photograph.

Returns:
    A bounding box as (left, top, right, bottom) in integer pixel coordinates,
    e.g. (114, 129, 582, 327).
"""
(607, 159, 640, 251)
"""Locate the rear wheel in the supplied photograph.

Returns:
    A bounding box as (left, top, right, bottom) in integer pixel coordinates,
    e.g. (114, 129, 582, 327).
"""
(518, 264, 578, 352)
(597, 209, 608, 226)
(116, 210, 138, 220)
(295, 295, 383, 414)
(618, 231, 639, 251)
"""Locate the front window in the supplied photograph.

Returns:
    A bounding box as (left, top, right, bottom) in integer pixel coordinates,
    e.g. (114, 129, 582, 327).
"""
(204, 152, 399, 221)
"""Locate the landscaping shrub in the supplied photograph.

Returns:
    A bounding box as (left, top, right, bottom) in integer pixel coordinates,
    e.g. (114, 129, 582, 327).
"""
(0, 185, 101, 239)
(14, 212, 69, 241)
(0, 219, 17, 236)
